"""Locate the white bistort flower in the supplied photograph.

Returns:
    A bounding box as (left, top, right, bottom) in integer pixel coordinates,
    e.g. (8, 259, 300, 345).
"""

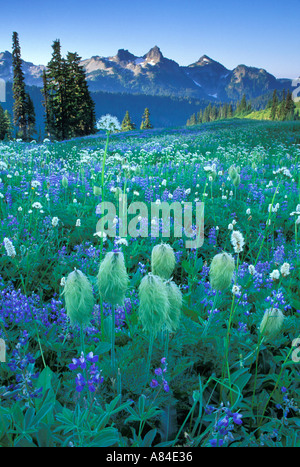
(3, 237, 16, 257)
(93, 231, 107, 242)
(115, 237, 128, 247)
(280, 262, 290, 277)
(52, 217, 59, 227)
(270, 269, 280, 280)
(232, 284, 241, 295)
(32, 202, 43, 209)
(231, 230, 245, 253)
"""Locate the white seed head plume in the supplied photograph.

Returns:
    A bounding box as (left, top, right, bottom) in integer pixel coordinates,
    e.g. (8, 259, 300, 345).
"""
(259, 308, 285, 340)
(138, 273, 170, 337)
(165, 280, 182, 332)
(97, 251, 128, 305)
(151, 243, 176, 280)
(62, 268, 94, 327)
(209, 252, 235, 291)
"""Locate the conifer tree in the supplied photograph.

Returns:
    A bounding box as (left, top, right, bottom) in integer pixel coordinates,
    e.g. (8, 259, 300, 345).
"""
(45, 39, 67, 140)
(285, 89, 295, 120)
(25, 93, 36, 140)
(43, 42, 96, 140)
(65, 52, 96, 137)
(42, 69, 52, 137)
(0, 105, 12, 140)
(0, 104, 7, 139)
(196, 109, 203, 123)
(277, 90, 286, 120)
(270, 90, 278, 120)
(140, 107, 153, 129)
(189, 113, 196, 126)
(12, 32, 28, 139)
(121, 110, 136, 131)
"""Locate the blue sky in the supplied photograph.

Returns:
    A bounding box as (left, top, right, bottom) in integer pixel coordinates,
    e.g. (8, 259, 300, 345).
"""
(0, 0, 299, 78)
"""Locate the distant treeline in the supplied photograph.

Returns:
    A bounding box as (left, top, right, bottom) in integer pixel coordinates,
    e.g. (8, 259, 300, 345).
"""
(1, 82, 212, 141)
(186, 90, 299, 125)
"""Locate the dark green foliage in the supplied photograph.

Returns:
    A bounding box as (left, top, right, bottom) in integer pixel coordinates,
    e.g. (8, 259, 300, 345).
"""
(140, 107, 153, 130)
(121, 110, 136, 131)
(0, 105, 12, 139)
(187, 89, 297, 125)
(12, 32, 36, 140)
(43, 40, 96, 140)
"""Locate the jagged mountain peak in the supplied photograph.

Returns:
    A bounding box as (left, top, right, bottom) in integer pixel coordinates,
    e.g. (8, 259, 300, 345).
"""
(114, 49, 137, 63)
(0, 50, 12, 60)
(197, 55, 214, 65)
(144, 45, 163, 62)
(0, 46, 292, 102)
(188, 54, 228, 70)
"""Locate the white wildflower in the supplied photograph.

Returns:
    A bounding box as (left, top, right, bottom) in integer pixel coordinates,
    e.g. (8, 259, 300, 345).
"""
(75, 219, 81, 227)
(3, 237, 16, 257)
(280, 263, 290, 277)
(96, 114, 121, 133)
(270, 269, 280, 280)
(231, 230, 245, 254)
(52, 217, 59, 227)
(93, 231, 107, 241)
(232, 284, 241, 295)
(115, 238, 128, 247)
(32, 202, 42, 209)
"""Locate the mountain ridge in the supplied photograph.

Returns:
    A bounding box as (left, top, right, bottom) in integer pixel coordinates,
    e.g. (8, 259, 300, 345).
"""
(0, 46, 293, 102)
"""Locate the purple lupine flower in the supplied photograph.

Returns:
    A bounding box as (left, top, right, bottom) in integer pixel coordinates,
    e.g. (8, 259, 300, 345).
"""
(232, 413, 243, 425)
(150, 379, 159, 388)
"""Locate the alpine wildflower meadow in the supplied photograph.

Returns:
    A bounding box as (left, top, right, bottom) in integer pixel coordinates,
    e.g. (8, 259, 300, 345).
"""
(0, 118, 299, 448)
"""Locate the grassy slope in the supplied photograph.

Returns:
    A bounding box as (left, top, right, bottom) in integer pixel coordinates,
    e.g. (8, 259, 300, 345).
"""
(242, 101, 300, 121)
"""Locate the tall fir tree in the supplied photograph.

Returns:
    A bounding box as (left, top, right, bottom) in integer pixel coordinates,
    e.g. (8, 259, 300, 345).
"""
(66, 52, 96, 137)
(25, 93, 36, 140)
(285, 89, 295, 120)
(140, 108, 153, 130)
(12, 32, 28, 139)
(0, 104, 11, 139)
(43, 41, 96, 140)
(42, 69, 52, 137)
(270, 90, 278, 120)
(45, 39, 68, 140)
(121, 110, 136, 131)
(277, 90, 286, 120)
